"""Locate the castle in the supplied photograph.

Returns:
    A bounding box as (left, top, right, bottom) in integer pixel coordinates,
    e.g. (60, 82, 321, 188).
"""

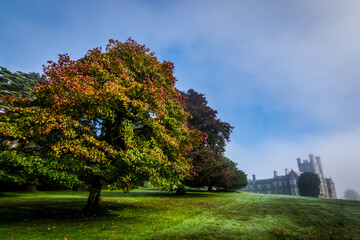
(243, 154, 337, 199)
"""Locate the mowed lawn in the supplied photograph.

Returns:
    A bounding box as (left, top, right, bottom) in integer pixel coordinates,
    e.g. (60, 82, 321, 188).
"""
(0, 189, 359, 239)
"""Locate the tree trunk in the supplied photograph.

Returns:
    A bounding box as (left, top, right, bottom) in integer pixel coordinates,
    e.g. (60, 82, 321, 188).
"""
(208, 184, 213, 192)
(25, 178, 39, 191)
(176, 185, 186, 195)
(83, 176, 102, 214)
(25, 184, 37, 191)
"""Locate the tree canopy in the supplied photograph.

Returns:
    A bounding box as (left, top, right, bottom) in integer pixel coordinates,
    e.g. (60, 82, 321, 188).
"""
(0, 39, 201, 212)
(183, 89, 233, 155)
(298, 172, 321, 197)
(181, 89, 246, 191)
(344, 189, 360, 200)
(0, 66, 40, 110)
(221, 156, 248, 190)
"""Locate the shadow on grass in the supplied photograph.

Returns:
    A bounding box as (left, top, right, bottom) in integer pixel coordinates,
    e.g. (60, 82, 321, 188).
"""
(0, 192, 28, 198)
(0, 198, 146, 224)
(0, 189, 220, 224)
(101, 189, 229, 199)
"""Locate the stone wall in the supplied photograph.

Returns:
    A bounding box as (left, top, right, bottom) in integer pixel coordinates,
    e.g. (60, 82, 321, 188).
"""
(243, 154, 337, 199)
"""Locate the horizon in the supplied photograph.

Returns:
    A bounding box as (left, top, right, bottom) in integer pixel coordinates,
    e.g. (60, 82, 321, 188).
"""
(1, 0, 360, 198)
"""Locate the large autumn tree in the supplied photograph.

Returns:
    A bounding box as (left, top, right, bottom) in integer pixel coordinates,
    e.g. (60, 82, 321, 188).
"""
(0, 39, 201, 213)
(181, 89, 247, 191)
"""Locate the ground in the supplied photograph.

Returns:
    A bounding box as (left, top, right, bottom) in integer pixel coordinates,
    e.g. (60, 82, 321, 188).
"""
(0, 189, 359, 239)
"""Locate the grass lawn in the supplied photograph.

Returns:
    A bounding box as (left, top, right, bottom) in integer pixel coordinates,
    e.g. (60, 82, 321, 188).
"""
(0, 189, 359, 239)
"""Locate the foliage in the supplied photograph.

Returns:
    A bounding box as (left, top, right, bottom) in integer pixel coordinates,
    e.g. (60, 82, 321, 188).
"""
(181, 89, 246, 191)
(0, 190, 359, 239)
(221, 156, 248, 190)
(0, 66, 40, 110)
(0, 39, 201, 211)
(186, 151, 247, 191)
(0, 67, 41, 190)
(298, 172, 321, 197)
(343, 189, 360, 200)
(182, 89, 233, 155)
(185, 148, 221, 190)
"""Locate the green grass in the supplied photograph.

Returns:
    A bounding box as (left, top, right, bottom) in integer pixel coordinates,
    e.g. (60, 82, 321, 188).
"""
(0, 190, 359, 239)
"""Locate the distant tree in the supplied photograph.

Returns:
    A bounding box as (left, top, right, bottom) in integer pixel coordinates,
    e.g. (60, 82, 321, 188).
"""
(298, 172, 321, 197)
(0, 66, 40, 110)
(186, 152, 247, 192)
(185, 148, 224, 191)
(344, 189, 360, 200)
(221, 156, 247, 190)
(0, 39, 201, 213)
(180, 89, 246, 192)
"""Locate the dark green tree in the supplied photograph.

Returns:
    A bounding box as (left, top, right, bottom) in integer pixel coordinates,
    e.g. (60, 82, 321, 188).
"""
(298, 172, 321, 197)
(0, 66, 40, 109)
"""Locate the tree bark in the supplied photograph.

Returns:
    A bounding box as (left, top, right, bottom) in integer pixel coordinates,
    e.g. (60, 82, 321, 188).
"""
(208, 184, 213, 192)
(83, 176, 102, 214)
(26, 184, 37, 191)
(25, 178, 39, 191)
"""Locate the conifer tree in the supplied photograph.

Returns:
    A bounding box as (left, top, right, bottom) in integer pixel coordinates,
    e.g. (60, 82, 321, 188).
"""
(0, 66, 40, 110)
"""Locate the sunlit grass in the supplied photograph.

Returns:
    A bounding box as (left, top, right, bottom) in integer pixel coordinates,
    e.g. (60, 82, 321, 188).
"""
(0, 190, 359, 239)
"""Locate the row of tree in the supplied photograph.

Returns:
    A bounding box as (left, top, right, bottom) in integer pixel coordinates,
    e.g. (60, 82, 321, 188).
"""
(181, 89, 247, 192)
(0, 39, 247, 213)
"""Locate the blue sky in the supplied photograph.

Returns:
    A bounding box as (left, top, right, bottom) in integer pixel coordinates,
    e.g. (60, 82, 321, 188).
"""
(1, 0, 360, 197)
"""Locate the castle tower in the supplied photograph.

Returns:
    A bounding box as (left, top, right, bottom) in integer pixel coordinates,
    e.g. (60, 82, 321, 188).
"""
(315, 156, 324, 174)
(325, 177, 337, 199)
(297, 154, 329, 198)
(243, 155, 336, 198)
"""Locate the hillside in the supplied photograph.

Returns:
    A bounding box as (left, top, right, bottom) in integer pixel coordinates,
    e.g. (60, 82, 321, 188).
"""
(0, 190, 359, 239)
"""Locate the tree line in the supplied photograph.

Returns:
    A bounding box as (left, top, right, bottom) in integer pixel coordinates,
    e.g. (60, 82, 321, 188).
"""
(0, 39, 247, 213)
